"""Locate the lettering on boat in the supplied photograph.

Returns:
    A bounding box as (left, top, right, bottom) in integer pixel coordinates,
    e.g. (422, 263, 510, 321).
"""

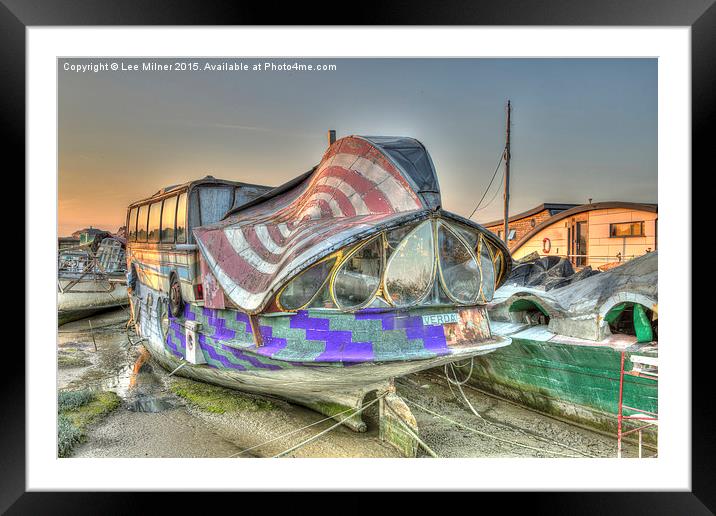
(422, 313, 459, 326)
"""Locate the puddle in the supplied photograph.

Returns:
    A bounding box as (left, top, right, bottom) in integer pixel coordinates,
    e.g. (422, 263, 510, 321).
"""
(127, 395, 177, 413)
(57, 309, 152, 401)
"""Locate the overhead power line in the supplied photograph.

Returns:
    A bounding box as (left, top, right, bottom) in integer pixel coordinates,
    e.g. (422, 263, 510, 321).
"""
(472, 168, 504, 214)
(468, 147, 506, 220)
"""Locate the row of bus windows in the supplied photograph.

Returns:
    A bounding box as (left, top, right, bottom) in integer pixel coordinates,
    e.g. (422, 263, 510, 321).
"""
(127, 192, 188, 244)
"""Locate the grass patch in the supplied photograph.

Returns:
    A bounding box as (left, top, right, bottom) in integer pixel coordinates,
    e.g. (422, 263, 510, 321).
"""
(58, 414, 83, 458)
(58, 352, 92, 369)
(62, 391, 121, 429)
(57, 390, 121, 457)
(58, 389, 94, 410)
(169, 376, 275, 414)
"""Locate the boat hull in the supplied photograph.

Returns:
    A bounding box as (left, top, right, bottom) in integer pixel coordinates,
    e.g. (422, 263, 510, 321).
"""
(58, 280, 128, 325)
(132, 283, 511, 430)
(466, 330, 657, 441)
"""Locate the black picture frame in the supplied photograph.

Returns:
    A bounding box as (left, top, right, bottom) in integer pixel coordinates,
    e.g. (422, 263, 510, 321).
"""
(7, 0, 706, 510)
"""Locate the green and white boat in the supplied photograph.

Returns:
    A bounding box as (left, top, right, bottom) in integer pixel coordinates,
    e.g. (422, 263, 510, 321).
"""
(466, 252, 657, 442)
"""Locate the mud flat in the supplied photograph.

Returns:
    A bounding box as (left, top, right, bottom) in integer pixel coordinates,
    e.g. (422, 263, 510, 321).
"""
(400, 371, 645, 458)
(58, 309, 644, 459)
(58, 309, 397, 458)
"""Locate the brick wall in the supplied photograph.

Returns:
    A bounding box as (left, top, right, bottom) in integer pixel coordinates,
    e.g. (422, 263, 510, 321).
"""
(484, 209, 553, 250)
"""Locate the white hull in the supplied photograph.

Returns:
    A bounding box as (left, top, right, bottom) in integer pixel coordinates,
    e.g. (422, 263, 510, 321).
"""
(58, 280, 128, 314)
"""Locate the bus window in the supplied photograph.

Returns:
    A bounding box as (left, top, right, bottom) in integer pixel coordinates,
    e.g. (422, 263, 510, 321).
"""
(161, 196, 177, 243)
(136, 204, 149, 242)
(148, 201, 162, 243)
(199, 186, 233, 225)
(176, 192, 187, 243)
(127, 207, 138, 241)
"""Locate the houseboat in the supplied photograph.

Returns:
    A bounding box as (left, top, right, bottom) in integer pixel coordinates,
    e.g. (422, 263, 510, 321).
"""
(467, 251, 657, 443)
(58, 232, 129, 325)
(125, 136, 513, 436)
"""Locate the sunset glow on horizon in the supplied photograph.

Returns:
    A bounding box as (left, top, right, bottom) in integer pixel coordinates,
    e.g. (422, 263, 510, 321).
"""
(59, 58, 657, 237)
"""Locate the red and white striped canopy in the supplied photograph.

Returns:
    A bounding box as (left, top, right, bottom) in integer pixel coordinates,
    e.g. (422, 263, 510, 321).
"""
(193, 136, 438, 313)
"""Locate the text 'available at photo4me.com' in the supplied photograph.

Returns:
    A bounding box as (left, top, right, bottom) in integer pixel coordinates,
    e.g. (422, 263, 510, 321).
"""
(62, 59, 339, 74)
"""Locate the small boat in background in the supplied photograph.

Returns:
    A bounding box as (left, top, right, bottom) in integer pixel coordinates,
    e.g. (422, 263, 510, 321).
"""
(58, 231, 129, 325)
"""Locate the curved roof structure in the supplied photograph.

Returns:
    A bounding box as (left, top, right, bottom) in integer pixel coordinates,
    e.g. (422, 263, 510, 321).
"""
(511, 201, 658, 252)
(193, 135, 505, 313)
(491, 251, 657, 341)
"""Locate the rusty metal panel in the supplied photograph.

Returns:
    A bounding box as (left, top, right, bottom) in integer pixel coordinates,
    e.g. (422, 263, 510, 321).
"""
(444, 307, 492, 347)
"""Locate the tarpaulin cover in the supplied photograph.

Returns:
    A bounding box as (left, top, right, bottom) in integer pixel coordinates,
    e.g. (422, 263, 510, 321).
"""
(193, 136, 439, 313)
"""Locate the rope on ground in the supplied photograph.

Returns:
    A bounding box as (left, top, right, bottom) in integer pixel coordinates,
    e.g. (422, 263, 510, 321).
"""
(403, 397, 583, 458)
(125, 331, 146, 349)
(272, 393, 387, 458)
(229, 402, 378, 458)
(444, 360, 484, 422)
(430, 370, 597, 458)
(168, 363, 186, 377)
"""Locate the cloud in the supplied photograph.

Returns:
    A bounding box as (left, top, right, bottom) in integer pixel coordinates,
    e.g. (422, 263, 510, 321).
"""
(168, 120, 271, 132)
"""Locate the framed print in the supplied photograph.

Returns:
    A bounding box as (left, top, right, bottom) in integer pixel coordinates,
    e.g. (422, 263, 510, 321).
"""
(6, 0, 708, 510)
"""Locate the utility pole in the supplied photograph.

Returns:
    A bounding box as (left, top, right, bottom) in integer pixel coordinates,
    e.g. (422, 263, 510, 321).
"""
(503, 100, 511, 246)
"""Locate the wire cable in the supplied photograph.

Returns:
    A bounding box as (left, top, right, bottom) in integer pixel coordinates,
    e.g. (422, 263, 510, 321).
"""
(468, 147, 506, 220)
(272, 393, 386, 458)
(228, 402, 373, 457)
(404, 397, 582, 458)
(471, 168, 505, 214)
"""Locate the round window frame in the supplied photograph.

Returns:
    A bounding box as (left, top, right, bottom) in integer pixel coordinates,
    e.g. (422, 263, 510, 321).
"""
(330, 235, 384, 311)
(481, 234, 506, 288)
(476, 234, 497, 303)
(276, 255, 339, 312)
(436, 220, 482, 306)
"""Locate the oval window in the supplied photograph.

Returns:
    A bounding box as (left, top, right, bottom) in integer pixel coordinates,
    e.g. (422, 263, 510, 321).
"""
(478, 236, 496, 302)
(437, 222, 480, 304)
(332, 237, 382, 309)
(384, 221, 435, 307)
(279, 258, 336, 310)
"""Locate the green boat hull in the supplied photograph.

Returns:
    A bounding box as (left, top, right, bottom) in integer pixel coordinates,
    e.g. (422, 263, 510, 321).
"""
(467, 336, 657, 441)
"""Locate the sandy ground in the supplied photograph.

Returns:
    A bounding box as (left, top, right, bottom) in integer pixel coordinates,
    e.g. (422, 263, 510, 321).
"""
(58, 308, 649, 459)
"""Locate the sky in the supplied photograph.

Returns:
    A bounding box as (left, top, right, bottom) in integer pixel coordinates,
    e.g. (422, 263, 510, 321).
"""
(58, 58, 657, 237)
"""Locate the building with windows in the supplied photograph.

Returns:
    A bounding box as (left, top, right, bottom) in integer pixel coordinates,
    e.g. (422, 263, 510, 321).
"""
(482, 203, 578, 248)
(504, 201, 657, 269)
